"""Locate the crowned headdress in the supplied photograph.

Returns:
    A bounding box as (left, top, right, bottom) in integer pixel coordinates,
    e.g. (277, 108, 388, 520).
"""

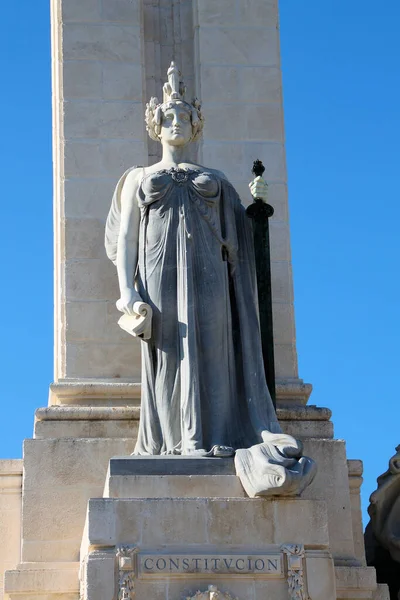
(145, 62, 204, 142)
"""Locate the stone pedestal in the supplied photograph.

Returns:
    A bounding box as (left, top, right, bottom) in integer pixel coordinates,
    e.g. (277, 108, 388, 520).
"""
(77, 456, 381, 600)
(2, 401, 389, 600)
(81, 494, 334, 600)
(83, 457, 334, 600)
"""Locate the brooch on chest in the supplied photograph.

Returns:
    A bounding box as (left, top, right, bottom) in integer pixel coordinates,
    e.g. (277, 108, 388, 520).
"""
(167, 167, 191, 184)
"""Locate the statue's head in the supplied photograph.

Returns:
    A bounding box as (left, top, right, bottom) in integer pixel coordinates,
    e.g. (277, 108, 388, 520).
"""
(145, 62, 204, 145)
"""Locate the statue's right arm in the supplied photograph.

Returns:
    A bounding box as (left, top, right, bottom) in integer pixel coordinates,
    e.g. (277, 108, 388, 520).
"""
(116, 168, 142, 315)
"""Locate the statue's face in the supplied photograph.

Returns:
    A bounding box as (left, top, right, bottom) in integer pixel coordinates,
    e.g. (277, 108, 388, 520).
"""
(160, 105, 193, 146)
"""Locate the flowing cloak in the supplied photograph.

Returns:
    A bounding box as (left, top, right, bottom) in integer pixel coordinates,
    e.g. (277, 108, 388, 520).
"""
(106, 166, 281, 455)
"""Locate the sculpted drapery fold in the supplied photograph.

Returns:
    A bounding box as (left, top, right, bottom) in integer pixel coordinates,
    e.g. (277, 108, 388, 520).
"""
(107, 167, 280, 455)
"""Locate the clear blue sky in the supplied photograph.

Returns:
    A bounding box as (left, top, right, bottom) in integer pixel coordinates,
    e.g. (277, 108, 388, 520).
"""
(0, 0, 399, 526)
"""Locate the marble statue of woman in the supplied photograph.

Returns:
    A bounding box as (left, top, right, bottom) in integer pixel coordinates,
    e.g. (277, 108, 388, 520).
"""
(105, 63, 316, 495)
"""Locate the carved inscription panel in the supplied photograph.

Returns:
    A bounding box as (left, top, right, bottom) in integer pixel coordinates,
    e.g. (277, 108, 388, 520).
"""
(139, 553, 283, 577)
(116, 545, 310, 600)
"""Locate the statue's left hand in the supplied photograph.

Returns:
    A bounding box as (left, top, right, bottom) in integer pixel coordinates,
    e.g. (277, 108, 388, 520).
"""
(249, 176, 268, 202)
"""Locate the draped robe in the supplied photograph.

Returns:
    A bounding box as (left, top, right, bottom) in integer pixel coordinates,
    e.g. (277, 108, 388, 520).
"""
(130, 167, 280, 454)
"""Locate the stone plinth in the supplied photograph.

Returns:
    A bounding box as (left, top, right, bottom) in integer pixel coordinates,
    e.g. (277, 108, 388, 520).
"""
(80, 494, 335, 600)
(83, 496, 329, 551)
(25, 403, 354, 566)
(104, 456, 244, 499)
(108, 456, 236, 476)
(105, 474, 246, 499)
(3, 407, 379, 600)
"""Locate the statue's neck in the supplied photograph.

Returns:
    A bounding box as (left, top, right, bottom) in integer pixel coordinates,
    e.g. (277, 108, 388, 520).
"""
(161, 144, 191, 166)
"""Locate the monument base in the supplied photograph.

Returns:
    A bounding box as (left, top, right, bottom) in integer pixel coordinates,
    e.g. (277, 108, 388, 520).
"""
(83, 460, 334, 600)
(76, 457, 379, 600)
(2, 394, 388, 600)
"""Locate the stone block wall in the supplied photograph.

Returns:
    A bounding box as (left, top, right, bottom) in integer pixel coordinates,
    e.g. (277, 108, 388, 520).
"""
(195, 0, 297, 379)
(53, 0, 147, 381)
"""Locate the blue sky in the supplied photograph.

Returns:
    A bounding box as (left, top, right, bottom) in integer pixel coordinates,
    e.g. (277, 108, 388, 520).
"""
(0, 0, 399, 526)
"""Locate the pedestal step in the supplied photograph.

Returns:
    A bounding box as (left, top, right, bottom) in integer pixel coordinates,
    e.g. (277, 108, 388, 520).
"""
(105, 474, 246, 498)
(4, 562, 79, 599)
(34, 405, 333, 439)
(109, 455, 236, 475)
(104, 456, 243, 498)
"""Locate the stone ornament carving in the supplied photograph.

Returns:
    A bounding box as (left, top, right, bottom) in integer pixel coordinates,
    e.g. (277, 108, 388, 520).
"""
(186, 585, 238, 600)
(282, 545, 310, 600)
(117, 546, 137, 600)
